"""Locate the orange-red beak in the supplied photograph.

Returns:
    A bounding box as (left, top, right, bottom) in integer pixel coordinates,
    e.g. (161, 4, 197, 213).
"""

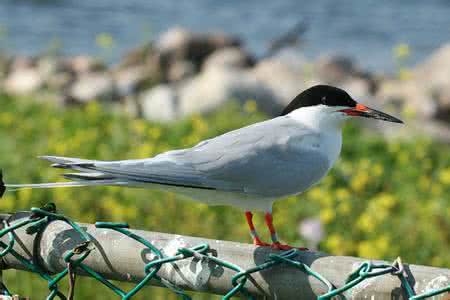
(339, 103, 403, 124)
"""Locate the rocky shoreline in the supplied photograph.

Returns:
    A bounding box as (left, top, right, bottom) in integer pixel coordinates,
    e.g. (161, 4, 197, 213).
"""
(1, 27, 450, 141)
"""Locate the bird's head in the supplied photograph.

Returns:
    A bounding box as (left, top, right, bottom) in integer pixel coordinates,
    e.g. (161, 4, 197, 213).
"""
(281, 85, 403, 126)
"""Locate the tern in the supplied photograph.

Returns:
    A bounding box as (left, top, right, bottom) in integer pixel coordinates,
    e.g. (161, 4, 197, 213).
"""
(0, 85, 403, 250)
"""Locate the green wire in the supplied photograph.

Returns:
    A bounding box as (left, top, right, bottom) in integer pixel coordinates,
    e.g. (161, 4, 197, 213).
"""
(0, 205, 448, 300)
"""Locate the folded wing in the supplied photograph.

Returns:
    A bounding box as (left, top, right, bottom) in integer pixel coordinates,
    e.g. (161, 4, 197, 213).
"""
(42, 117, 326, 197)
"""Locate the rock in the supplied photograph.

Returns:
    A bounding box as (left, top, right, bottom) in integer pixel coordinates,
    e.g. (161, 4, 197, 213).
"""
(315, 55, 358, 84)
(36, 56, 76, 90)
(338, 78, 372, 101)
(46, 72, 74, 91)
(377, 80, 433, 119)
(140, 65, 281, 122)
(3, 68, 44, 95)
(114, 66, 150, 97)
(157, 27, 192, 53)
(202, 47, 254, 71)
(36, 57, 62, 77)
(139, 84, 178, 122)
(167, 60, 196, 82)
(119, 42, 156, 68)
(376, 44, 450, 122)
(0, 54, 11, 79)
(9, 56, 36, 71)
(68, 72, 115, 103)
(64, 56, 106, 75)
(414, 43, 450, 89)
(156, 27, 242, 72)
(178, 67, 280, 117)
(252, 54, 306, 107)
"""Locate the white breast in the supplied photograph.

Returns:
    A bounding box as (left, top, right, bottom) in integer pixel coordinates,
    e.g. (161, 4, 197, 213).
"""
(318, 129, 343, 168)
(287, 105, 344, 168)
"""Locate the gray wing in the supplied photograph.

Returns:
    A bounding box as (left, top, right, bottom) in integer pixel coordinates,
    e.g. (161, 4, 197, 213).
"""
(49, 117, 329, 197)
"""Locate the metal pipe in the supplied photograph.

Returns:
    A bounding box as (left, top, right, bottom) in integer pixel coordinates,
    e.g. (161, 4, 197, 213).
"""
(1, 212, 449, 299)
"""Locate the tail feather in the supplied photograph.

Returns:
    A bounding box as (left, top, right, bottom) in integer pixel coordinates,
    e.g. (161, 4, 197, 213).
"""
(0, 170, 5, 198)
(0, 156, 127, 198)
(4, 179, 126, 192)
(63, 172, 115, 181)
(39, 155, 93, 165)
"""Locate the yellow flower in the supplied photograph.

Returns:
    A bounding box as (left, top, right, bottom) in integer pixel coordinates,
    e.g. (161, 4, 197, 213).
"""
(96, 33, 115, 49)
(324, 234, 346, 255)
(244, 100, 257, 113)
(320, 208, 335, 224)
(336, 188, 350, 200)
(398, 152, 409, 165)
(148, 127, 162, 140)
(398, 68, 412, 81)
(357, 213, 375, 233)
(0, 112, 14, 126)
(338, 201, 351, 215)
(131, 119, 147, 135)
(308, 187, 323, 201)
(393, 43, 411, 60)
(192, 115, 207, 134)
(86, 101, 100, 117)
(351, 173, 369, 192)
(357, 236, 390, 259)
(376, 194, 397, 210)
(438, 168, 450, 185)
(372, 164, 384, 177)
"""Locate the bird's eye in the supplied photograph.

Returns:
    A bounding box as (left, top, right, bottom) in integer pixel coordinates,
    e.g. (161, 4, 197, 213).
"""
(321, 96, 327, 104)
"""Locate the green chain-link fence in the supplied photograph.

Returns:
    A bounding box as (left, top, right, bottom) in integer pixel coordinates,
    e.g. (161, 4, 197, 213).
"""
(0, 204, 448, 300)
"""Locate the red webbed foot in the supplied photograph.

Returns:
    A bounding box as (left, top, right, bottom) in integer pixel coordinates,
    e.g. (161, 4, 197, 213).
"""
(271, 242, 308, 251)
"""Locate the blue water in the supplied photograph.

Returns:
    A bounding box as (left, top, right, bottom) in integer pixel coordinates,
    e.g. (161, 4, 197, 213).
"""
(0, 0, 449, 71)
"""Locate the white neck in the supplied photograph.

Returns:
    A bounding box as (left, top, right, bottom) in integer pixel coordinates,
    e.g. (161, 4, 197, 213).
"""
(285, 105, 345, 166)
(286, 105, 346, 131)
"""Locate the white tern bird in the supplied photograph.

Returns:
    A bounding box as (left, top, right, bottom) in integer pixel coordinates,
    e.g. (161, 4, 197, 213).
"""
(0, 85, 403, 250)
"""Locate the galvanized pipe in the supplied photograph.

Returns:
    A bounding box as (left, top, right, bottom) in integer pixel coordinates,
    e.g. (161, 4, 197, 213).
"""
(0, 212, 449, 299)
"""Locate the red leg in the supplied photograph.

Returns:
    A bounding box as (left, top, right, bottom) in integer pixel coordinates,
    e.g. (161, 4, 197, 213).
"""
(245, 211, 270, 247)
(264, 212, 308, 251)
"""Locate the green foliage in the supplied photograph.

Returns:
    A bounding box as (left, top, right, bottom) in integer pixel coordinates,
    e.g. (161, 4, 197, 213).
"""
(0, 94, 448, 299)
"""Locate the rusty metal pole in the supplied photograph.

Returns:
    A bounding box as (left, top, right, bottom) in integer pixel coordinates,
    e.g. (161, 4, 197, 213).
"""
(0, 212, 449, 299)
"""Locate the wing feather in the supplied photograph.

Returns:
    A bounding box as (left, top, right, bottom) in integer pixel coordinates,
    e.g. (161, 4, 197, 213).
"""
(75, 117, 326, 197)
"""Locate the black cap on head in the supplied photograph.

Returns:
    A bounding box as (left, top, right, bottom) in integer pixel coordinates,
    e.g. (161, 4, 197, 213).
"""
(280, 85, 357, 116)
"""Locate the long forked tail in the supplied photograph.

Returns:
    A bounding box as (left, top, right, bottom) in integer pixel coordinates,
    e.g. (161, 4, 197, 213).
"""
(0, 170, 5, 198)
(0, 156, 126, 198)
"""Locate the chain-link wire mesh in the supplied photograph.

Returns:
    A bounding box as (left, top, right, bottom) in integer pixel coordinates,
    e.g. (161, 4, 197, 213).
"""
(0, 204, 448, 300)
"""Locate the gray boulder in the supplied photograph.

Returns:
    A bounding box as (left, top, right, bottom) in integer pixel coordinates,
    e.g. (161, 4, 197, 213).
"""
(376, 44, 450, 122)
(64, 56, 106, 75)
(156, 27, 242, 72)
(3, 67, 44, 95)
(178, 66, 280, 117)
(139, 84, 178, 122)
(252, 53, 307, 107)
(166, 60, 196, 82)
(139, 64, 280, 122)
(202, 47, 254, 71)
(315, 55, 358, 84)
(68, 72, 115, 103)
(114, 66, 150, 97)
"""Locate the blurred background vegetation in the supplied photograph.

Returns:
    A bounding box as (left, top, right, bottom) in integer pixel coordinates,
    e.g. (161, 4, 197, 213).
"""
(0, 1, 449, 299)
(0, 93, 448, 299)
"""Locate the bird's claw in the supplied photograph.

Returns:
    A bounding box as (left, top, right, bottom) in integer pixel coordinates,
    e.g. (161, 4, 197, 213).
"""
(253, 239, 271, 247)
(271, 242, 308, 251)
(253, 240, 308, 251)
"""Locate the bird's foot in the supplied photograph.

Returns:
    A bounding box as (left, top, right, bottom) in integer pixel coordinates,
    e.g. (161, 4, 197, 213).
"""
(271, 242, 308, 251)
(253, 238, 271, 247)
